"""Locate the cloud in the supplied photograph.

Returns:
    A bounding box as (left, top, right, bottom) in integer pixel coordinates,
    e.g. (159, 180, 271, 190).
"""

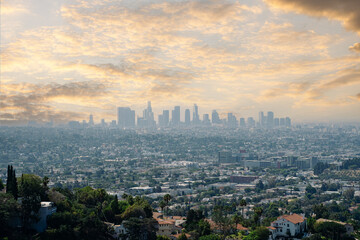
(349, 43, 360, 53)
(260, 66, 360, 105)
(264, 0, 360, 53)
(0, 0, 28, 15)
(264, 0, 360, 34)
(0, 81, 107, 124)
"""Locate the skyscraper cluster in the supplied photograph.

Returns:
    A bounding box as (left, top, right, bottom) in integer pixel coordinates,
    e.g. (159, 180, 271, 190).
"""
(80, 102, 292, 129)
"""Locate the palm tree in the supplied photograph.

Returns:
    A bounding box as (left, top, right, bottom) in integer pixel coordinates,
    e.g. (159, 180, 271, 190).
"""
(159, 200, 166, 213)
(163, 194, 172, 204)
(239, 199, 247, 217)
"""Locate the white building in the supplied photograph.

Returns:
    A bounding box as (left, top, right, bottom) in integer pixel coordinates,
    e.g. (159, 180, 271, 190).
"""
(268, 213, 306, 239)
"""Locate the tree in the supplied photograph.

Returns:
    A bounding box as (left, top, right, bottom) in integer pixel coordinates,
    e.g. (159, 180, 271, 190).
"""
(0, 193, 20, 237)
(124, 217, 157, 240)
(157, 236, 171, 240)
(243, 227, 269, 240)
(159, 200, 167, 213)
(198, 219, 211, 237)
(256, 180, 264, 190)
(199, 234, 222, 240)
(239, 199, 247, 217)
(343, 188, 355, 201)
(163, 194, 172, 205)
(19, 174, 44, 227)
(306, 184, 316, 195)
(0, 179, 3, 191)
(313, 204, 329, 219)
(177, 233, 188, 240)
(314, 221, 346, 240)
(253, 207, 263, 226)
(6, 165, 18, 199)
(314, 162, 329, 175)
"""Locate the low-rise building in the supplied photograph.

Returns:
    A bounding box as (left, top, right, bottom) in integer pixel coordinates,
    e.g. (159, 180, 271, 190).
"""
(268, 213, 306, 239)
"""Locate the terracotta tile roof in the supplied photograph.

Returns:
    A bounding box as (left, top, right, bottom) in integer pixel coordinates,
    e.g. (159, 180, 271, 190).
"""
(158, 220, 175, 225)
(153, 212, 163, 219)
(279, 214, 305, 224)
(267, 226, 276, 230)
(236, 224, 249, 231)
(173, 233, 191, 239)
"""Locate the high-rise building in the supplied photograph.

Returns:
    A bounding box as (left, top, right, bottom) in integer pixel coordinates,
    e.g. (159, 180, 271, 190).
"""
(185, 109, 191, 125)
(267, 111, 274, 128)
(227, 113, 237, 128)
(274, 118, 279, 127)
(247, 117, 255, 128)
(212, 110, 221, 124)
(285, 117, 291, 127)
(259, 111, 265, 127)
(239, 118, 246, 127)
(163, 110, 169, 126)
(89, 114, 94, 126)
(193, 104, 200, 124)
(203, 114, 210, 125)
(137, 101, 155, 128)
(172, 106, 180, 125)
(280, 118, 286, 127)
(158, 110, 170, 127)
(117, 107, 135, 128)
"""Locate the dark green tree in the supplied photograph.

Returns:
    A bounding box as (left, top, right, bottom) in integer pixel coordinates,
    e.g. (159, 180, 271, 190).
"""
(19, 174, 44, 227)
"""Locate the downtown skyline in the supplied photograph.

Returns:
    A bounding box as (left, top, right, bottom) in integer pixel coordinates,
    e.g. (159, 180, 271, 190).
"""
(1, 0, 360, 125)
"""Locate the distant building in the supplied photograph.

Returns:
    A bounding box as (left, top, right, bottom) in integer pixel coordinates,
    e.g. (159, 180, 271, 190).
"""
(285, 117, 291, 127)
(247, 117, 255, 128)
(172, 106, 180, 125)
(138, 101, 156, 128)
(230, 176, 258, 184)
(239, 118, 246, 127)
(89, 114, 94, 126)
(185, 109, 191, 125)
(203, 114, 210, 125)
(274, 118, 279, 127)
(227, 113, 237, 128)
(159, 110, 170, 127)
(192, 104, 200, 124)
(212, 110, 221, 124)
(267, 111, 274, 128)
(117, 107, 135, 128)
(259, 111, 265, 127)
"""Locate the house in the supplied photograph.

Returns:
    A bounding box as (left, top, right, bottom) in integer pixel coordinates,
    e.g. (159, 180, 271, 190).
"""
(31, 201, 57, 232)
(157, 219, 181, 237)
(268, 213, 306, 239)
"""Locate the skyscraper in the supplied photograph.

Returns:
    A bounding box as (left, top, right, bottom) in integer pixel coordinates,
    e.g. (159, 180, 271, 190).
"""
(185, 109, 190, 125)
(285, 117, 291, 127)
(212, 110, 221, 124)
(267, 111, 274, 128)
(203, 114, 210, 125)
(117, 107, 135, 128)
(247, 117, 255, 128)
(89, 114, 94, 126)
(172, 106, 180, 125)
(259, 111, 264, 127)
(227, 113, 237, 128)
(193, 104, 200, 124)
(158, 110, 169, 127)
(239, 118, 246, 127)
(137, 101, 155, 128)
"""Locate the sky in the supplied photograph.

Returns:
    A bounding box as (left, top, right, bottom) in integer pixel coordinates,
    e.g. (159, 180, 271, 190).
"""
(1, 0, 360, 125)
